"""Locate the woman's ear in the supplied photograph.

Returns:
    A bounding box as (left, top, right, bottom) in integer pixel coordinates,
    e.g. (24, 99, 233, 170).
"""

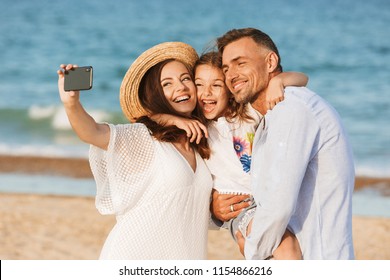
(266, 52, 279, 73)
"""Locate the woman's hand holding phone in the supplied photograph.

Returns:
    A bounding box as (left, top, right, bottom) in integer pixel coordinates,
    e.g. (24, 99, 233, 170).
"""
(57, 64, 81, 106)
(56, 64, 110, 150)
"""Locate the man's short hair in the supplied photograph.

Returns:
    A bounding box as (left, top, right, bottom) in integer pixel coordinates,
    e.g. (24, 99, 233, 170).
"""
(217, 27, 283, 72)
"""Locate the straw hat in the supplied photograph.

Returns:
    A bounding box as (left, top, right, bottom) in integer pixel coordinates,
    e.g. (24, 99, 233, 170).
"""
(120, 42, 199, 122)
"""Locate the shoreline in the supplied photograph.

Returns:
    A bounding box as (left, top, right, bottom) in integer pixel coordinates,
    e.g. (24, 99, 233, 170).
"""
(1, 154, 389, 192)
(0, 154, 389, 260)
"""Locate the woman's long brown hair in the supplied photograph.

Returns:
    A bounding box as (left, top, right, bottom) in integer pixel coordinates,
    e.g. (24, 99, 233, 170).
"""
(136, 59, 210, 159)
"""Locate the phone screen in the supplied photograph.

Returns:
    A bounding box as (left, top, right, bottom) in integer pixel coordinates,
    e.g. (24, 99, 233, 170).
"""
(64, 66, 93, 91)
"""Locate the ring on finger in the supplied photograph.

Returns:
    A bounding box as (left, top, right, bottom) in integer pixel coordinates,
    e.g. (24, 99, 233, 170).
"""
(230, 204, 234, 212)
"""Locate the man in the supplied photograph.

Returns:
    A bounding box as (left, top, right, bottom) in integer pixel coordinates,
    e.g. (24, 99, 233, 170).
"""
(215, 28, 355, 259)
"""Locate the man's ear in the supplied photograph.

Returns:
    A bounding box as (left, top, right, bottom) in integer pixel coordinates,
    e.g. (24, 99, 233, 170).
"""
(266, 52, 279, 73)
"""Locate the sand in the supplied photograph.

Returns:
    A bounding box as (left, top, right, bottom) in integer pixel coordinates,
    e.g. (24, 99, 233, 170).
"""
(0, 155, 389, 260)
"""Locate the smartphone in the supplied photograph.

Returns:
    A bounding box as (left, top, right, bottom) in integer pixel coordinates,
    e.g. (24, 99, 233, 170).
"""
(64, 66, 93, 91)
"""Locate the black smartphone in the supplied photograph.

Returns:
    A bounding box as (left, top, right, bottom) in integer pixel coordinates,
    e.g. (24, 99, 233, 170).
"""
(64, 66, 93, 91)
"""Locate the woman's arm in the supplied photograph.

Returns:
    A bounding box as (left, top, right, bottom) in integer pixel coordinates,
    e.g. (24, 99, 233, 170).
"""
(57, 64, 110, 150)
(265, 72, 309, 110)
(150, 114, 208, 144)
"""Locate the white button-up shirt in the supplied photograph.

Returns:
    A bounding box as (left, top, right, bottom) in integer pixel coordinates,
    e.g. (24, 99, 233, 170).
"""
(246, 87, 355, 259)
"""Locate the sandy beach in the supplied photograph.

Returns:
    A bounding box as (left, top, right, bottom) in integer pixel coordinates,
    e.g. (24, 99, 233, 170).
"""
(0, 155, 389, 260)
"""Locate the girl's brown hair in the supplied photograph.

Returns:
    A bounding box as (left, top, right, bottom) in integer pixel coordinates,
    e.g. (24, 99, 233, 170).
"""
(136, 59, 210, 159)
(194, 51, 253, 122)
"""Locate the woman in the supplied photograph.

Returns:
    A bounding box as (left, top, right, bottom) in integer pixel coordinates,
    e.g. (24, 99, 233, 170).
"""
(57, 42, 213, 259)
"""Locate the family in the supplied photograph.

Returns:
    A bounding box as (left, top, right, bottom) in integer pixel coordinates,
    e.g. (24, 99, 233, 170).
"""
(57, 27, 355, 260)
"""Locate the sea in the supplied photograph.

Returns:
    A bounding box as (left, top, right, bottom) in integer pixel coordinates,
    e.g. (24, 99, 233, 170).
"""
(0, 0, 389, 216)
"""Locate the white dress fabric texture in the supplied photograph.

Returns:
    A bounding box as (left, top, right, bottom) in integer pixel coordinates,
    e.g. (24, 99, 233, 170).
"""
(89, 123, 213, 260)
(206, 104, 262, 195)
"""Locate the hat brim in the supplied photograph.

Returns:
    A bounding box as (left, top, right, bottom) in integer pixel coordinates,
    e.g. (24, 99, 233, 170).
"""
(120, 42, 199, 122)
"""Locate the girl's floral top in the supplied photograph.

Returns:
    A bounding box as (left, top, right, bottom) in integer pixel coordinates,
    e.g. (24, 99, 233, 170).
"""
(205, 104, 262, 195)
(233, 132, 255, 173)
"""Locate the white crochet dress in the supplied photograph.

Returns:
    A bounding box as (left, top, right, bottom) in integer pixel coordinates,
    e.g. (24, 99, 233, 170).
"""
(89, 123, 213, 259)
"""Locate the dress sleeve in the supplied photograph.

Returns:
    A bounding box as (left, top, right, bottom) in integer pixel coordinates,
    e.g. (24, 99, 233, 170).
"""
(89, 123, 155, 215)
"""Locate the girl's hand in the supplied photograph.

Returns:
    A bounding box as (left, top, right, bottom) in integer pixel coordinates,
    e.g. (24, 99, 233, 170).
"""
(265, 72, 309, 110)
(57, 64, 80, 106)
(265, 75, 285, 110)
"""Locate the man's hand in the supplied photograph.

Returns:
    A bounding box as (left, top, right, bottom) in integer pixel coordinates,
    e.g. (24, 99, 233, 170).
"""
(211, 189, 251, 222)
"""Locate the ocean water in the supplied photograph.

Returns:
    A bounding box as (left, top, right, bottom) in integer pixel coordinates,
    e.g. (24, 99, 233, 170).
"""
(0, 0, 389, 178)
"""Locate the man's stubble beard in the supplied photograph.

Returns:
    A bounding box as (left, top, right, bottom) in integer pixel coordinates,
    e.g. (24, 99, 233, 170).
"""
(232, 90, 260, 105)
